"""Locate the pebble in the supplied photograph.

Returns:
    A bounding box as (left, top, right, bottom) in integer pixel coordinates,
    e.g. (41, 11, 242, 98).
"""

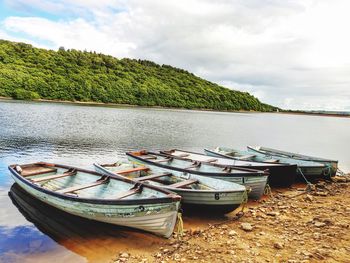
(120, 252, 129, 258)
(314, 222, 327, 227)
(241, 223, 253, 231)
(273, 242, 284, 249)
(266, 211, 279, 216)
(228, 230, 237, 236)
(304, 195, 313, 202)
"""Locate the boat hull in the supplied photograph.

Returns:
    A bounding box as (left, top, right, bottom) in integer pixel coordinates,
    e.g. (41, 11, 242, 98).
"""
(95, 164, 246, 212)
(127, 154, 267, 200)
(249, 146, 338, 175)
(9, 170, 180, 238)
(246, 147, 330, 181)
(203, 149, 298, 187)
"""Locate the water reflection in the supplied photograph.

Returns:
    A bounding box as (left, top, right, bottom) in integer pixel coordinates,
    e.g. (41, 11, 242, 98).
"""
(7, 184, 164, 262)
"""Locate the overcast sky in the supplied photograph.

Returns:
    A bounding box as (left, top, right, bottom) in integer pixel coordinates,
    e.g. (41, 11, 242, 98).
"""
(1, 0, 349, 110)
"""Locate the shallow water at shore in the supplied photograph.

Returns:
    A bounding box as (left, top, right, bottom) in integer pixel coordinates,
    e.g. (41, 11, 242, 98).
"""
(0, 100, 349, 262)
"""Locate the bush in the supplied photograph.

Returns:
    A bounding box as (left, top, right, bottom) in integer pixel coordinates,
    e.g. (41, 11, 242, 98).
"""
(12, 88, 40, 100)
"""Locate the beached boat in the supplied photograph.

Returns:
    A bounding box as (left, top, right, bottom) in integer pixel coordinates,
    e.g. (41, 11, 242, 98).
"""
(247, 146, 338, 176)
(207, 147, 328, 181)
(126, 151, 269, 199)
(235, 146, 328, 181)
(162, 149, 297, 187)
(94, 162, 247, 213)
(8, 162, 182, 238)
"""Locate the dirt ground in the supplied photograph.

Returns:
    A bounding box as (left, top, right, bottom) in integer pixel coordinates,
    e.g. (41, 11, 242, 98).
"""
(111, 176, 350, 263)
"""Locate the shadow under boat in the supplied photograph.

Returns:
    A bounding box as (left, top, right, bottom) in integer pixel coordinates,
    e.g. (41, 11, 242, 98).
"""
(8, 183, 237, 261)
(8, 183, 165, 261)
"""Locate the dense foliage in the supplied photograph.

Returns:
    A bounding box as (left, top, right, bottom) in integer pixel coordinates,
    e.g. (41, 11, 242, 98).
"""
(0, 40, 276, 111)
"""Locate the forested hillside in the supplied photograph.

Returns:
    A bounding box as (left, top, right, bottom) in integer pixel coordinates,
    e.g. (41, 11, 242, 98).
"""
(0, 40, 276, 111)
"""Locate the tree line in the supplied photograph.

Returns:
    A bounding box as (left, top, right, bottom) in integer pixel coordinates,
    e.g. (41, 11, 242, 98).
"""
(0, 40, 277, 111)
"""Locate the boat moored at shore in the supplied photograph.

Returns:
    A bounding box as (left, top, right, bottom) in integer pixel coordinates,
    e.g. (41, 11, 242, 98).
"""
(163, 149, 297, 187)
(126, 150, 269, 199)
(8, 162, 182, 238)
(94, 161, 248, 213)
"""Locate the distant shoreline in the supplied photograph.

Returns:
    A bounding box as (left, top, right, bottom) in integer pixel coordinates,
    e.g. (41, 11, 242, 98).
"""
(0, 96, 264, 114)
(0, 97, 349, 118)
(277, 111, 350, 118)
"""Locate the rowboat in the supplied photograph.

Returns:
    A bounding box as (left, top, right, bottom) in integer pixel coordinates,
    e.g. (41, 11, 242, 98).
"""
(94, 162, 247, 213)
(246, 146, 332, 180)
(162, 149, 297, 187)
(126, 151, 269, 200)
(207, 147, 328, 182)
(8, 162, 182, 238)
(247, 146, 338, 176)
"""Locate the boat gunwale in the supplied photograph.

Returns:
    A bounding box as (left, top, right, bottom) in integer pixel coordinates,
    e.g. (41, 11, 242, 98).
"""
(158, 150, 268, 173)
(204, 148, 309, 168)
(165, 148, 300, 170)
(8, 162, 182, 205)
(246, 146, 327, 168)
(252, 146, 338, 164)
(94, 163, 247, 194)
(126, 151, 269, 178)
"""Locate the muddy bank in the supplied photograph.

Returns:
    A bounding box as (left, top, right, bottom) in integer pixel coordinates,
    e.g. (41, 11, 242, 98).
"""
(112, 177, 350, 263)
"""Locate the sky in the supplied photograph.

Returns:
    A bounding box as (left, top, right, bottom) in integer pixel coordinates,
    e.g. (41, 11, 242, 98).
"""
(0, 0, 349, 111)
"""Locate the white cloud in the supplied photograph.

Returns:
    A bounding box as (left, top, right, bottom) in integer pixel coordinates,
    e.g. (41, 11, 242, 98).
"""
(1, 0, 350, 110)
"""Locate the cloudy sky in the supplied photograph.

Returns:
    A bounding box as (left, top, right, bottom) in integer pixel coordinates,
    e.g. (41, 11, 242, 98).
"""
(1, 0, 349, 110)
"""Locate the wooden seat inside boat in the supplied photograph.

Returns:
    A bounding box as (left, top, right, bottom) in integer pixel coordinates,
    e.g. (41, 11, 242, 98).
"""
(135, 173, 172, 182)
(21, 165, 57, 177)
(56, 177, 109, 194)
(175, 153, 190, 158)
(117, 167, 150, 175)
(31, 169, 77, 183)
(168, 179, 198, 188)
(203, 158, 218, 163)
(237, 154, 256, 160)
(263, 159, 280, 163)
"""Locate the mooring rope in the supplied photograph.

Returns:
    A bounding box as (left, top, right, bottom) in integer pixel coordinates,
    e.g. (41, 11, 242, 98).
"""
(297, 167, 312, 185)
(240, 189, 249, 212)
(264, 183, 273, 197)
(176, 212, 184, 238)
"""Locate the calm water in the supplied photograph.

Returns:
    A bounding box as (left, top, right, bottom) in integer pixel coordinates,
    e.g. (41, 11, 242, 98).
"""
(0, 100, 349, 262)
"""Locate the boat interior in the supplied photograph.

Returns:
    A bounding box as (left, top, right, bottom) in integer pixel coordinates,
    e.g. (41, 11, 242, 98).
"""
(12, 163, 169, 200)
(129, 151, 261, 174)
(99, 163, 213, 191)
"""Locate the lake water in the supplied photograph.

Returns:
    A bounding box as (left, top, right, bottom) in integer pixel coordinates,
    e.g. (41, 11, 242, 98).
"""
(0, 100, 349, 262)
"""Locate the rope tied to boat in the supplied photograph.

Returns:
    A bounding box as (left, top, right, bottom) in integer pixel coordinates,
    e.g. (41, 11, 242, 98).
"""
(297, 167, 313, 186)
(175, 212, 184, 238)
(264, 183, 273, 197)
(240, 189, 249, 212)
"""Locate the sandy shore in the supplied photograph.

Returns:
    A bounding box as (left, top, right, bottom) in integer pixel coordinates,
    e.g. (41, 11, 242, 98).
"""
(111, 176, 350, 263)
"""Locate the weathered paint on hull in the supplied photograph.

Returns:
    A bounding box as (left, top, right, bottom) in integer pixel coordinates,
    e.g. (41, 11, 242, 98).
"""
(95, 164, 246, 211)
(172, 189, 244, 206)
(212, 176, 267, 200)
(204, 149, 297, 187)
(128, 156, 267, 200)
(10, 174, 179, 238)
(297, 166, 330, 182)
